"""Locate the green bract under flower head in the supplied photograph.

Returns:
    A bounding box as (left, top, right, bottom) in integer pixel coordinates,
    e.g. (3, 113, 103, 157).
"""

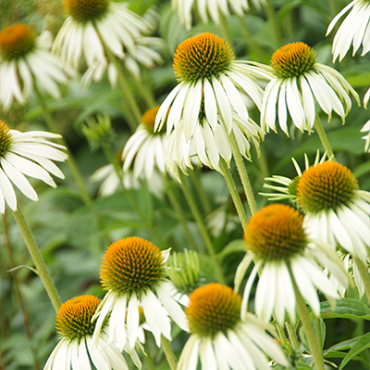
(56, 295, 101, 340)
(297, 162, 358, 213)
(186, 283, 241, 337)
(0, 121, 13, 158)
(271, 42, 317, 78)
(64, 0, 109, 23)
(100, 237, 165, 296)
(0, 24, 36, 61)
(244, 204, 308, 261)
(173, 32, 234, 82)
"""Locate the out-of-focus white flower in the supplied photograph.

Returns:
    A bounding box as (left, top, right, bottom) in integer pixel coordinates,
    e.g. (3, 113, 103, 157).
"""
(172, 0, 265, 30)
(52, 0, 151, 71)
(0, 121, 67, 213)
(0, 24, 70, 110)
(362, 87, 370, 152)
(260, 42, 359, 134)
(326, 0, 370, 62)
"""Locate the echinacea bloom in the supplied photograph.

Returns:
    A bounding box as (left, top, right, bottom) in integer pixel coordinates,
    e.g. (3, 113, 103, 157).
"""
(53, 0, 151, 70)
(122, 106, 167, 181)
(172, 0, 265, 30)
(0, 24, 69, 110)
(235, 204, 348, 325)
(0, 121, 67, 214)
(326, 0, 370, 62)
(93, 237, 188, 350)
(81, 36, 163, 87)
(155, 33, 267, 173)
(297, 161, 370, 264)
(178, 283, 288, 370)
(259, 150, 330, 203)
(261, 42, 359, 134)
(43, 295, 132, 370)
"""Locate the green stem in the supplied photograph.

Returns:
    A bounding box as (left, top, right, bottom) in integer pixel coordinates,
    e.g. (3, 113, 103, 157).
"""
(189, 169, 212, 216)
(161, 336, 177, 370)
(218, 12, 233, 48)
(286, 322, 300, 351)
(236, 14, 265, 62)
(219, 159, 248, 229)
(165, 179, 199, 251)
(353, 256, 370, 304)
(144, 347, 156, 370)
(12, 208, 61, 312)
(276, 323, 287, 344)
(34, 86, 91, 205)
(104, 47, 142, 130)
(3, 213, 41, 370)
(102, 144, 168, 248)
(132, 73, 156, 109)
(264, 0, 283, 45)
(314, 115, 335, 159)
(315, 318, 323, 349)
(291, 271, 325, 370)
(228, 131, 258, 215)
(256, 145, 269, 180)
(178, 172, 226, 283)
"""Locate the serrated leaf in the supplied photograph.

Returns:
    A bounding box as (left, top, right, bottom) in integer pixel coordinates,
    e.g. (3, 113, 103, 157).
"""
(338, 333, 370, 370)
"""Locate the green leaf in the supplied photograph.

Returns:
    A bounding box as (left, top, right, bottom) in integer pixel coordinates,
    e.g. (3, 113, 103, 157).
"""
(7, 265, 38, 275)
(338, 333, 370, 370)
(319, 298, 370, 320)
(216, 239, 245, 261)
(297, 362, 313, 370)
(324, 335, 368, 353)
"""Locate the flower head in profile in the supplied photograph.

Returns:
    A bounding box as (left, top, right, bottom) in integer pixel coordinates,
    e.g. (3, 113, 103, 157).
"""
(93, 237, 188, 351)
(44, 295, 132, 370)
(326, 0, 370, 62)
(172, 0, 265, 30)
(0, 121, 67, 214)
(155, 33, 267, 175)
(297, 161, 370, 263)
(261, 42, 359, 134)
(52, 0, 153, 72)
(0, 24, 70, 110)
(235, 204, 348, 325)
(260, 150, 330, 203)
(178, 283, 288, 370)
(122, 106, 167, 182)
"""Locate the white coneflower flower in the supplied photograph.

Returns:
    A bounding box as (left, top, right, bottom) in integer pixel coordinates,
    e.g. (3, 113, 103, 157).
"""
(166, 111, 263, 176)
(326, 0, 370, 62)
(362, 87, 370, 152)
(0, 24, 69, 110)
(122, 106, 167, 182)
(172, 0, 265, 30)
(261, 42, 359, 134)
(44, 295, 135, 370)
(259, 150, 330, 203)
(235, 204, 348, 325)
(81, 36, 163, 87)
(52, 0, 151, 70)
(155, 33, 267, 173)
(0, 121, 67, 214)
(297, 161, 370, 264)
(93, 237, 188, 350)
(178, 283, 288, 370)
